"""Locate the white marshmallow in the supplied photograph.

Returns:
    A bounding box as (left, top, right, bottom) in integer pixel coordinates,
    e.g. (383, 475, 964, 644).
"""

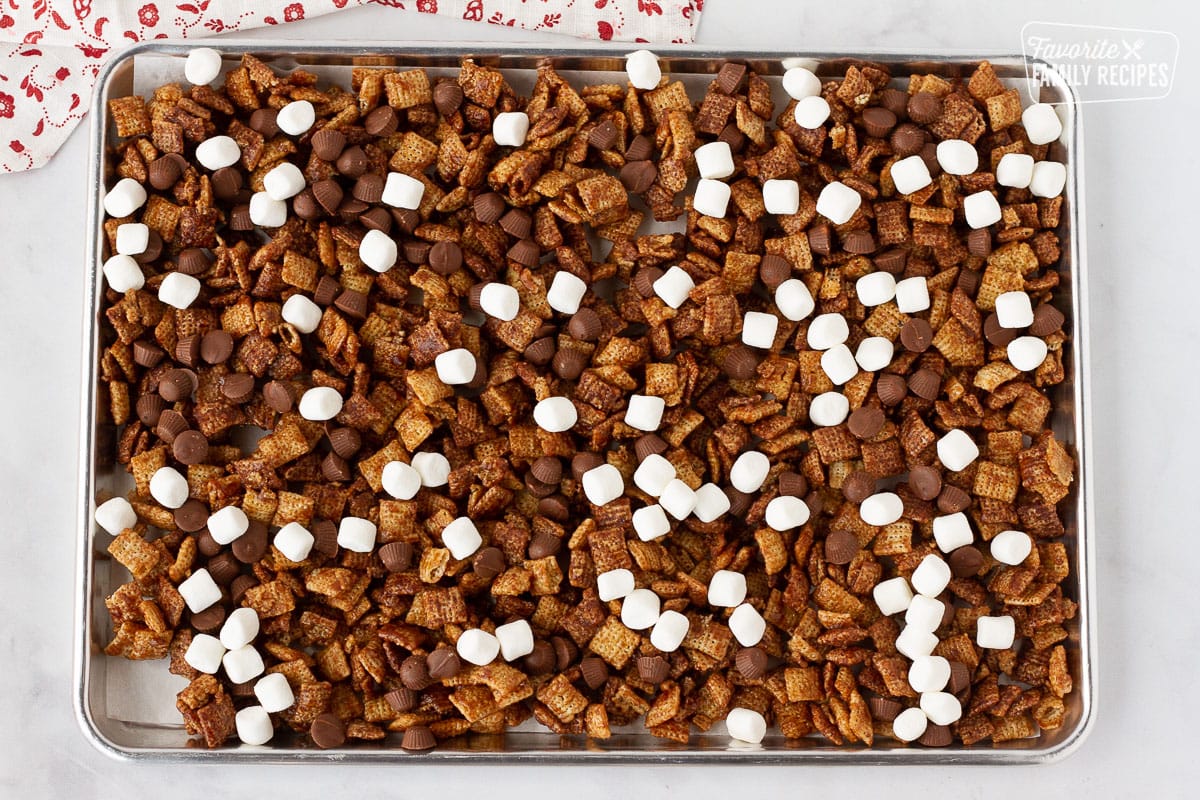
(184, 633, 226, 676)
(707, 569, 747, 607)
(860, 492, 903, 526)
(905, 594, 946, 633)
(547, 271, 588, 315)
(95, 497, 137, 536)
(625, 394, 666, 432)
(633, 504, 672, 541)
(650, 610, 690, 652)
(254, 672, 295, 713)
(908, 655, 951, 693)
(741, 311, 778, 349)
(103, 178, 148, 218)
(920, 692, 962, 726)
(693, 483, 731, 523)
(694, 178, 731, 218)
(896, 626, 938, 660)
(195, 136, 241, 170)
(765, 495, 810, 531)
(620, 588, 661, 630)
(102, 255, 145, 293)
(775, 278, 815, 322)
(729, 603, 766, 647)
(158, 272, 201, 310)
(996, 153, 1035, 188)
(1022, 103, 1063, 145)
(964, 191, 1002, 229)
(184, 48, 223, 86)
(150, 466, 189, 509)
(478, 282, 520, 321)
(626, 50, 662, 90)
(457, 628, 500, 665)
(820, 344, 858, 385)
(533, 396, 578, 433)
(806, 313, 849, 350)
(855, 337, 895, 371)
(1030, 160, 1066, 198)
(274, 522, 314, 563)
(440, 517, 482, 560)
(894, 276, 930, 313)
(809, 392, 849, 427)
(435, 348, 478, 386)
(382, 461, 421, 500)
(935, 139, 979, 175)
(873, 576, 914, 615)
(277, 100, 315, 136)
(890, 155, 933, 195)
(381, 172, 425, 210)
(248, 191, 287, 228)
(358, 228, 398, 273)
(976, 615, 1016, 649)
(219, 607, 260, 650)
(492, 112, 530, 147)
(726, 707, 767, 744)
(794, 95, 831, 129)
(582, 464, 624, 506)
(816, 181, 861, 225)
(263, 162, 306, 201)
(695, 141, 735, 180)
(236, 706, 274, 746)
(911, 554, 952, 597)
(991, 530, 1033, 565)
(782, 67, 821, 100)
(298, 386, 343, 421)
(937, 429, 979, 472)
(995, 291, 1034, 329)
(115, 223, 150, 256)
(337, 516, 377, 554)
(597, 568, 636, 601)
(763, 179, 800, 215)
(412, 452, 451, 487)
(856, 272, 897, 307)
(933, 513, 974, 553)
(208, 505, 249, 545)
(495, 619, 535, 661)
(281, 294, 323, 334)
(1007, 336, 1049, 372)
(729, 451, 770, 493)
(653, 266, 695, 309)
(659, 479, 697, 520)
(634, 453, 677, 497)
(178, 569, 221, 613)
(891, 707, 928, 742)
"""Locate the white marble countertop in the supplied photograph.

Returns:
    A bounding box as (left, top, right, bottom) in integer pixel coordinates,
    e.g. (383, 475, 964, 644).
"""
(3, 0, 1198, 795)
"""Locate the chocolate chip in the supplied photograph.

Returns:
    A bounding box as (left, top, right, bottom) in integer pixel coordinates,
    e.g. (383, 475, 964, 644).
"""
(735, 646, 768, 679)
(919, 724, 953, 747)
(637, 655, 669, 684)
(718, 123, 746, 153)
(1030, 304, 1066, 337)
(523, 337, 555, 366)
(426, 648, 462, 680)
(196, 529, 222, 557)
(232, 520, 268, 564)
(726, 487, 753, 517)
(310, 713, 346, 749)
(551, 636, 578, 671)
(777, 471, 808, 498)
(580, 656, 609, 689)
(983, 313, 1019, 347)
(292, 190, 321, 220)
(249, 107, 279, 137)
(189, 604, 226, 633)
(311, 519, 339, 558)
(948, 545, 984, 578)
(722, 344, 760, 380)
(587, 120, 618, 150)
(400, 655, 434, 690)
(874, 248, 908, 274)
(230, 575, 257, 605)
(568, 308, 602, 341)
(433, 80, 464, 116)
(262, 380, 294, 413)
(364, 105, 399, 137)
(537, 495, 570, 522)
(861, 106, 898, 138)
(937, 485, 972, 514)
(619, 160, 657, 194)
(523, 640, 556, 674)
(385, 687, 416, 713)
(889, 123, 926, 157)
(428, 240, 463, 276)
(229, 203, 253, 230)
(908, 368, 941, 401)
(474, 192, 505, 224)
(507, 239, 540, 267)
(966, 228, 992, 257)
(200, 330, 234, 364)
(824, 529, 861, 565)
(148, 155, 183, 190)
(907, 465, 942, 501)
(210, 166, 243, 200)
(173, 430, 209, 465)
(551, 348, 587, 380)
(899, 318, 934, 352)
(472, 547, 506, 580)
(907, 91, 943, 124)
(173, 499, 209, 533)
(947, 660, 972, 693)
(321, 451, 352, 482)
(136, 394, 165, 426)
(156, 408, 188, 443)
(759, 254, 792, 289)
(531, 456, 563, 485)
(158, 369, 196, 402)
(528, 531, 562, 559)
(133, 341, 164, 368)
(842, 471, 876, 504)
(807, 223, 832, 256)
(499, 208, 533, 239)
(401, 725, 437, 752)
(843, 230, 877, 254)
(220, 373, 255, 403)
(335, 145, 369, 178)
(715, 62, 747, 95)
(848, 406, 885, 440)
(174, 334, 201, 367)
(632, 267, 663, 298)
(625, 134, 653, 162)
(177, 248, 212, 276)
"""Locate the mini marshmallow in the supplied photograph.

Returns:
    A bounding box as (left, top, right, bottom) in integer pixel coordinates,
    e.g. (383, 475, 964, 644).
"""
(695, 141, 735, 179)
(741, 311, 779, 349)
(115, 223, 150, 256)
(208, 505, 249, 545)
(908, 655, 951, 693)
(659, 479, 697, 521)
(184, 634, 227, 674)
(358, 228, 398, 272)
(729, 451, 770, 493)
(995, 291, 1034, 329)
(298, 386, 343, 421)
(820, 344, 859, 385)
(102, 255, 145, 293)
(633, 504, 672, 541)
(195, 136, 241, 170)
(707, 569, 747, 607)
(533, 396, 578, 433)
(873, 576, 914, 615)
(996, 153, 1035, 188)
(546, 271, 587, 314)
(248, 191, 287, 227)
(435, 348, 478, 386)
(178, 569, 221, 613)
(150, 466, 190, 509)
(597, 568, 636, 601)
(891, 707, 928, 743)
(937, 429, 979, 472)
(815, 181, 861, 225)
(782, 66, 821, 100)
(412, 452, 451, 487)
(263, 162, 306, 201)
(775, 278, 815, 322)
(809, 392, 849, 427)
(1030, 160, 1066, 198)
(184, 48, 223, 85)
(650, 610, 690, 652)
(236, 706, 274, 746)
(626, 50, 662, 90)
(634, 454, 677, 497)
(729, 603, 766, 647)
(94, 497, 137, 539)
(726, 707, 767, 745)
(219, 607, 260, 650)
(582, 464, 624, 506)
(457, 628, 500, 666)
(920, 692, 962, 726)
(894, 276, 930, 313)
(806, 313, 849, 350)
(890, 154, 933, 195)
(274, 522, 315, 563)
(935, 139, 979, 175)
(653, 266, 695, 309)
(693, 483, 731, 523)
(794, 95, 831, 129)
(932, 513, 974, 553)
(625, 394, 666, 432)
(765, 495, 810, 532)
(479, 282, 520, 321)
(441, 517, 482, 561)
(495, 619, 535, 661)
(158, 272, 201, 310)
(963, 191, 1002, 229)
(694, 178, 731, 218)
(281, 294, 323, 334)
(1022, 103, 1063, 145)
(381, 172, 425, 210)
(991, 530, 1033, 565)
(103, 178, 148, 218)
(976, 615, 1016, 649)
(1007, 336, 1049, 371)
(860, 492, 903, 526)
(896, 626, 939, 660)
(763, 179, 800, 215)
(492, 112, 530, 147)
(911, 554, 952, 597)
(620, 588, 661, 630)
(856, 272, 897, 307)
(382, 461, 421, 500)
(337, 516, 377, 554)
(254, 672, 295, 713)
(277, 100, 315, 136)
(855, 337, 895, 372)
(904, 594, 946, 633)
